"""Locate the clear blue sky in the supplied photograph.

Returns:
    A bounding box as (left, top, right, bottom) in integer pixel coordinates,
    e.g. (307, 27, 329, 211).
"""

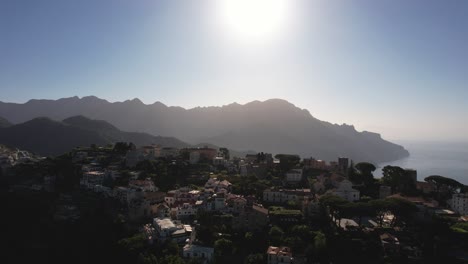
(1, 0, 467, 141)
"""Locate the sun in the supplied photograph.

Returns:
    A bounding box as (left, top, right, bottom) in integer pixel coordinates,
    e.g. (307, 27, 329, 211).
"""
(218, 0, 290, 42)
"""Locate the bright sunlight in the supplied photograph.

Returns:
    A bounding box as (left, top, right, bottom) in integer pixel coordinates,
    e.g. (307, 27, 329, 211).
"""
(218, 0, 291, 42)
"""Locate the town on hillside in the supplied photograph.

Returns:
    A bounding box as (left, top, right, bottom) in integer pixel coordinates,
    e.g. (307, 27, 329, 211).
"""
(1, 143, 468, 264)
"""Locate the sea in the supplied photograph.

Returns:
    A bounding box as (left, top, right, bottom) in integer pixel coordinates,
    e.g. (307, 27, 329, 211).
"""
(376, 140, 468, 185)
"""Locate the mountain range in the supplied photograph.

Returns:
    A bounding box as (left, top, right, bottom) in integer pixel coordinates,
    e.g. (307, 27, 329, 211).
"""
(0, 116, 188, 156)
(0, 96, 409, 162)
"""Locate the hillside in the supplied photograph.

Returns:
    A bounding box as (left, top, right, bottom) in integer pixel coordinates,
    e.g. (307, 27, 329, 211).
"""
(0, 116, 189, 156)
(0, 116, 12, 128)
(0, 97, 409, 162)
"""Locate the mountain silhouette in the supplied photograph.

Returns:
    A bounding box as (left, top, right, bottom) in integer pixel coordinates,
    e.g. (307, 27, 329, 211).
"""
(0, 96, 409, 162)
(0, 116, 12, 128)
(0, 116, 189, 156)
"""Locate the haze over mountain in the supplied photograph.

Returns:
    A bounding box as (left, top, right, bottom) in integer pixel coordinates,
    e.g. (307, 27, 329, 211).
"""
(0, 116, 12, 128)
(0, 96, 409, 162)
(0, 116, 189, 156)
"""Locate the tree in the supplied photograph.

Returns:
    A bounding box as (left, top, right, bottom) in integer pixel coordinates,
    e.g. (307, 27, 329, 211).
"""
(386, 197, 418, 226)
(244, 254, 264, 264)
(319, 194, 349, 225)
(369, 198, 418, 227)
(214, 238, 234, 258)
(113, 142, 134, 154)
(274, 154, 300, 173)
(369, 199, 392, 227)
(314, 231, 328, 263)
(382, 165, 415, 194)
(268, 225, 285, 245)
(158, 255, 184, 264)
(117, 233, 147, 255)
(219, 147, 230, 160)
(425, 175, 463, 194)
(137, 253, 159, 264)
(355, 162, 376, 176)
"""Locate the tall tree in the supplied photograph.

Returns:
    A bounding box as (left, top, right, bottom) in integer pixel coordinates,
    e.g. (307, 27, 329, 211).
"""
(425, 175, 463, 194)
(382, 165, 415, 194)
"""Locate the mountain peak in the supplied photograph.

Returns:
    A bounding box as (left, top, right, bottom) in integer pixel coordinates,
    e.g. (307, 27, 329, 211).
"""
(0, 96, 409, 163)
(123, 98, 144, 105)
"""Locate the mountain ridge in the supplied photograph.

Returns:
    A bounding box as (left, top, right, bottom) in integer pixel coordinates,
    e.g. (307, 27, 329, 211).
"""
(0, 96, 409, 162)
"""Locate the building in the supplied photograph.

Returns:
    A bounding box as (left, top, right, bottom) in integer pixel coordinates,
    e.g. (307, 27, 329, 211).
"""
(329, 180, 360, 202)
(450, 193, 468, 216)
(80, 171, 105, 188)
(338, 157, 349, 174)
(379, 185, 392, 199)
(173, 203, 198, 220)
(165, 188, 201, 206)
(153, 217, 192, 243)
(416, 181, 434, 194)
(263, 188, 312, 204)
(232, 204, 269, 231)
(160, 147, 180, 158)
(183, 147, 218, 162)
(183, 243, 214, 264)
(303, 158, 328, 170)
(227, 195, 247, 214)
(129, 179, 158, 192)
(285, 169, 303, 183)
(267, 246, 293, 264)
(213, 156, 226, 166)
(404, 169, 418, 183)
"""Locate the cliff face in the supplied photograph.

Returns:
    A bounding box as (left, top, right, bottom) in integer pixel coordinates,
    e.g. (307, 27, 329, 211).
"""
(0, 97, 409, 162)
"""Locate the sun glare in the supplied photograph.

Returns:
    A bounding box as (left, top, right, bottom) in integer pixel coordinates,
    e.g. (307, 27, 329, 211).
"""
(218, 0, 290, 42)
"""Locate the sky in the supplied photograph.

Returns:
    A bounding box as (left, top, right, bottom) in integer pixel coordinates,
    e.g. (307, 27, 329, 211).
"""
(1, 0, 467, 142)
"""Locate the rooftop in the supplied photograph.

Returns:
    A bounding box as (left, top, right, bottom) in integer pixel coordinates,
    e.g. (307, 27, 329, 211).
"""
(155, 218, 176, 229)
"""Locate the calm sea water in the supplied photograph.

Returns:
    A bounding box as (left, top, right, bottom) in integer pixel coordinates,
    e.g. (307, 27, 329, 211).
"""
(376, 140, 468, 185)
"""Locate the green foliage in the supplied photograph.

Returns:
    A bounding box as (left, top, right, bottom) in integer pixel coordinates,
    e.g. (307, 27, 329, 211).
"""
(274, 154, 300, 173)
(355, 162, 376, 175)
(137, 253, 159, 264)
(219, 147, 230, 160)
(244, 253, 264, 264)
(269, 225, 284, 245)
(214, 238, 234, 256)
(117, 233, 147, 253)
(113, 142, 135, 154)
(425, 175, 463, 193)
(158, 255, 185, 264)
(450, 222, 468, 233)
(314, 231, 327, 253)
(230, 175, 272, 198)
(382, 165, 416, 194)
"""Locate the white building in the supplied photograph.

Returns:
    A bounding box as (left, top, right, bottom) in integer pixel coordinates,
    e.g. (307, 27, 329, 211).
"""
(129, 179, 158, 192)
(173, 203, 198, 219)
(213, 156, 226, 166)
(153, 217, 192, 243)
(263, 188, 312, 204)
(267, 246, 293, 264)
(330, 180, 360, 202)
(183, 244, 214, 263)
(286, 169, 303, 182)
(80, 171, 105, 188)
(450, 193, 468, 216)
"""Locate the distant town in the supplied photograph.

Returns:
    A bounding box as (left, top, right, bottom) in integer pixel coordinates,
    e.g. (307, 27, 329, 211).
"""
(1, 143, 467, 264)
